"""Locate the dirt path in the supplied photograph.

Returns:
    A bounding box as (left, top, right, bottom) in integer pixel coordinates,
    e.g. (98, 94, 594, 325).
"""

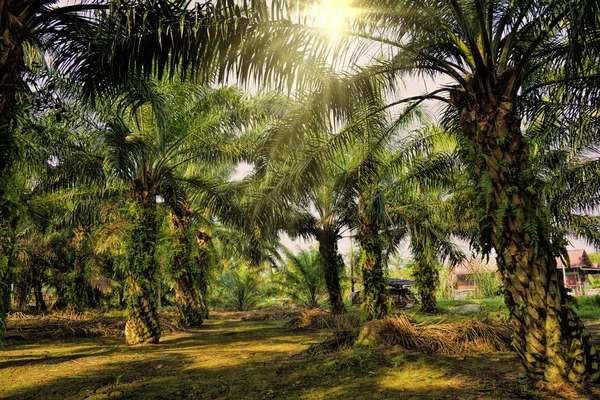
(0, 314, 598, 399)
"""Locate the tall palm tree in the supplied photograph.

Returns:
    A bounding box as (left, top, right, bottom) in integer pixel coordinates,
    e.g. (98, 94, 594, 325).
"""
(237, 0, 600, 383)
(247, 129, 356, 315)
(162, 85, 290, 327)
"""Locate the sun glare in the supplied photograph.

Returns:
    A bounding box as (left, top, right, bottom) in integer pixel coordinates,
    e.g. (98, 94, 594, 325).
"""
(305, 0, 356, 34)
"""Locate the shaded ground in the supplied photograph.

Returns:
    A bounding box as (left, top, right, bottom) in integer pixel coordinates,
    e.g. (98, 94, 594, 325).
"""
(1, 312, 599, 399)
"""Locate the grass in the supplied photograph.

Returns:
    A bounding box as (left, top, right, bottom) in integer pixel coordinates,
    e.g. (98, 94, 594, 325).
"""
(574, 295, 600, 319)
(1, 302, 600, 399)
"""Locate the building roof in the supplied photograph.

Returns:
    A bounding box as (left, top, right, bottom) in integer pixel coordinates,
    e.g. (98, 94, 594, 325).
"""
(556, 249, 598, 269)
(452, 257, 498, 275)
(451, 249, 598, 273)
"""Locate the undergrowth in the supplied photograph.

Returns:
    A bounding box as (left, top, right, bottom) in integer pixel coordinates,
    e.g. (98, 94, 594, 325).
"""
(574, 295, 600, 319)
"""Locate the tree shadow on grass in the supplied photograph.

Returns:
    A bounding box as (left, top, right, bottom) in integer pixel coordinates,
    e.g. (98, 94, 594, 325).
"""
(2, 317, 600, 400)
(0, 348, 118, 370)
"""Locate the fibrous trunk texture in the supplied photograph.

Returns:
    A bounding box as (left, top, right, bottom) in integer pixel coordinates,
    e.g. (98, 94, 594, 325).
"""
(0, 237, 10, 339)
(124, 192, 161, 345)
(358, 206, 388, 321)
(171, 213, 206, 328)
(316, 228, 346, 315)
(415, 263, 438, 314)
(0, 0, 27, 182)
(451, 79, 599, 384)
(412, 232, 439, 314)
(0, 1, 28, 342)
(68, 226, 89, 312)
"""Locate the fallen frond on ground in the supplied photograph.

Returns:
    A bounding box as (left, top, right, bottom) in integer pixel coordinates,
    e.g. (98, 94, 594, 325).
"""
(369, 314, 513, 354)
(285, 308, 361, 330)
(307, 313, 513, 355)
(5, 311, 180, 340)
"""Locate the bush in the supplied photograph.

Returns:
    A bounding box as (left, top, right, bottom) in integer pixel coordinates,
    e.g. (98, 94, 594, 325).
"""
(574, 295, 600, 319)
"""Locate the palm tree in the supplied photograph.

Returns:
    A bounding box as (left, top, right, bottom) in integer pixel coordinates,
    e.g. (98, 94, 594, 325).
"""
(106, 82, 260, 341)
(403, 195, 465, 314)
(1, 3, 106, 325)
(0, 0, 260, 338)
(239, 0, 600, 383)
(275, 248, 327, 309)
(297, 184, 351, 314)
(161, 84, 288, 327)
(247, 134, 355, 315)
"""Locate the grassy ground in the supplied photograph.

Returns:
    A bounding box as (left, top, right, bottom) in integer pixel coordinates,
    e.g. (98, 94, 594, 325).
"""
(1, 305, 599, 399)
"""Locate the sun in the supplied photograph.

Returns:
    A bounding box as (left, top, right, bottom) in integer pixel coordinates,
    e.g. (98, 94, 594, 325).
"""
(304, 0, 356, 34)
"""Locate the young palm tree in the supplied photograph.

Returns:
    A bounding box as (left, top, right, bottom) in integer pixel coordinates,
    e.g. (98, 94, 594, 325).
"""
(300, 185, 351, 314)
(162, 85, 289, 327)
(275, 248, 327, 309)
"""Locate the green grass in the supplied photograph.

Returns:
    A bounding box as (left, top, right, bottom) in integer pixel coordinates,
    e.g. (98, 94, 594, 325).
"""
(574, 295, 600, 319)
(2, 309, 600, 399)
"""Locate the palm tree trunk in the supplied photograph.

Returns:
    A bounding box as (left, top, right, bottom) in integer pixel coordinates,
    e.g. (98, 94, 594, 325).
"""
(197, 231, 211, 319)
(412, 232, 439, 314)
(451, 87, 600, 383)
(315, 229, 346, 314)
(0, 0, 32, 341)
(34, 281, 46, 312)
(414, 262, 438, 313)
(124, 192, 161, 345)
(68, 226, 89, 312)
(171, 214, 205, 328)
(0, 0, 27, 177)
(358, 205, 388, 320)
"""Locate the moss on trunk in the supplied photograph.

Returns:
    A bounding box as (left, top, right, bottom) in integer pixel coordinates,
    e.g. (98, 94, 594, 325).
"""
(124, 192, 161, 345)
(358, 204, 388, 321)
(171, 213, 206, 328)
(411, 232, 439, 314)
(315, 228, 346, 315)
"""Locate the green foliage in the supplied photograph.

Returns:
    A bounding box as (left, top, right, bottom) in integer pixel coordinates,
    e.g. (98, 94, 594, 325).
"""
(212, 264, 261, 311)
(574, 295, 600, 319)
(467, 270, 502, 299)
(588, 275, 600, 289)
(436, 267, 454, 301)
(273, 248, 327, 309)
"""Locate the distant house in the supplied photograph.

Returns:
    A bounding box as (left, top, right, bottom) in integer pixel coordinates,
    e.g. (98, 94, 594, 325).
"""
(450, 249, 600, 295)
(556, 249, 600, 295)
(450, 258, 498, 292)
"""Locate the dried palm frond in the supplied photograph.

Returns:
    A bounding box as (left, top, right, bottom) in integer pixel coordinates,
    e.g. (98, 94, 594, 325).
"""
(382, 315, 513, 355)
(6, 311, 180, 340)
(285, 309, 361, 331)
